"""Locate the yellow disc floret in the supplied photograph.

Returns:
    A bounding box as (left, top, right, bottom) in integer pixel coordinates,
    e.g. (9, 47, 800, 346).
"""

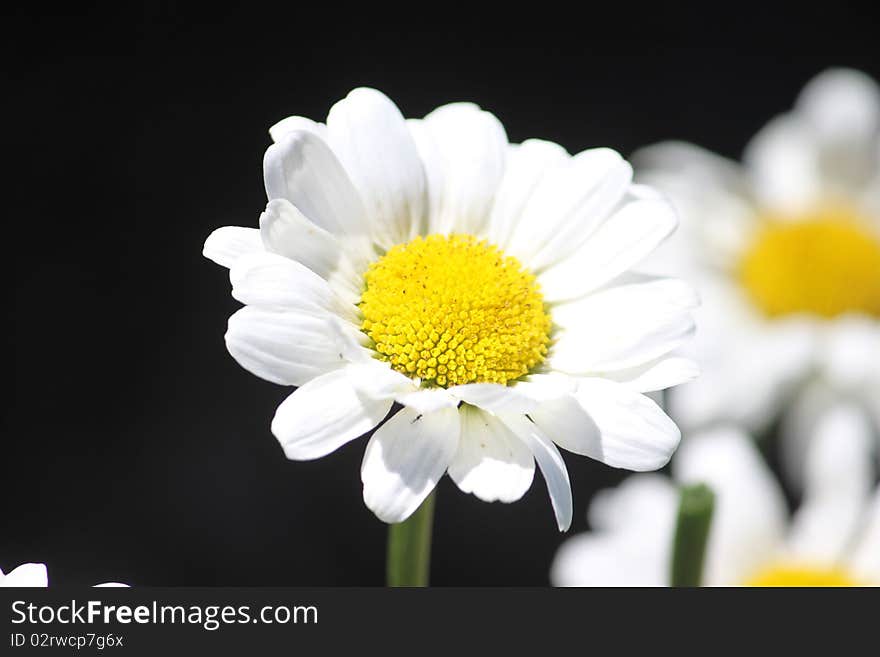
(744, 563, 859, 587)
(739, 207, 880, 319)
(360, 234, 551, 387)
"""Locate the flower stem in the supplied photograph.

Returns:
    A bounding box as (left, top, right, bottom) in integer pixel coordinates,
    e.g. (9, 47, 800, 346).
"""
(386, 490, 436, 587)
(669, 483, 715, 587)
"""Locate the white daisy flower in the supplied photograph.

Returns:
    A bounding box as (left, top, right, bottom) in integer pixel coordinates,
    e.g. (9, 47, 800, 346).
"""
(551, 425, 880, 586)
(0, 562, 127, 587)
(203, 88, 698, 530)
(634, 69, 880, 488)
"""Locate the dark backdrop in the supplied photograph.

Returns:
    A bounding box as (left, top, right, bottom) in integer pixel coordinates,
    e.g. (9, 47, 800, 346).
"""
(5, 5, 879, 585)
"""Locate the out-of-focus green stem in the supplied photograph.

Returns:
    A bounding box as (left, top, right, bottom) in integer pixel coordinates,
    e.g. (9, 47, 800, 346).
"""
(670, 483, 715, 587)
(386, 491, 436, 587)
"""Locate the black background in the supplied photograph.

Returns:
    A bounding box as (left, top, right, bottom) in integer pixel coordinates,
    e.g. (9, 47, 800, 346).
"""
(5, 4, 879, 585)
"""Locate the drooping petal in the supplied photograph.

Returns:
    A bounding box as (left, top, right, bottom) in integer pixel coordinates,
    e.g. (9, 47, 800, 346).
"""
(499, 413, 572, 531)
(271, 366, 395, 460)
(527, 394, 601, 458)
(447, 405, 535, 503)
(361, 406, 460, 523)
(203, 226, 263, 268)
(326, 88, 427, 247)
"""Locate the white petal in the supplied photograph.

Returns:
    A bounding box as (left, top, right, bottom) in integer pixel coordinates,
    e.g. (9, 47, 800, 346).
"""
(538, 186, 678, 301)
(506, 148, 632, 271)
(0, 563, 48, 587)
(326, 88, 426, 247)
(225, 307, 366, 386)
(674, 427, 788, 586)
(797, 68, 880, 151)
(672, 292, 815, 435)
(552, 474, 677, 586)
(786, 403, 874, 563)
(527, 394, 601, 457)
(449, 383, 537, 414)
(573, 378, 681, 471)
(850, 485, 880, 582)
(632, 141, 757, 273)
(361, 406, 460, 523)
(587, 473, 679, 533)
(259, 198, 367, 301)
(744, 114, 819, 213)
(263, 130, 371, 240)
(415, 103, 508, 235)
(487, 139, 569, 249)
(203, 226, 263, 269)
(268, 115, 328, 143)
(448, 405, 535, 503)
(271, 366, 394, 460)
(344, 361, 419, 399)
(600, 356, 700, 393)
(549, 276, 698, 373)
(551, 532, 668, 587)
(230, 251, 358, 322)
(499, 413, 572, 531)
(396, 388, 459, 413)
(820, 316, 880, 391)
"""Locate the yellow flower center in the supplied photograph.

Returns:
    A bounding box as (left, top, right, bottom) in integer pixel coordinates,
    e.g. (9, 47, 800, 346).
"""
(359, 234, 551, 387)
(744, 563, 859, 587)
(738, 207, 880, 319)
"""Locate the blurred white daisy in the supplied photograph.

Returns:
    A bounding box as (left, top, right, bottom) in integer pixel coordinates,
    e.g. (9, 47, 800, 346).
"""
(204, 88, 698, 530)
(0, 562, 126, 587)
(635, 69, 880, 488)
(551, 425, 880, 586)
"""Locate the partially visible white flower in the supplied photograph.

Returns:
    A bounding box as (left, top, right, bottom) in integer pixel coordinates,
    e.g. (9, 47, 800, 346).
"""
(0, 563, 47, 587)
(204, 87, 699, 530)
(0, 562, 127, 588)
(634, 69, 880, 489)
(551, 425, 880, 586)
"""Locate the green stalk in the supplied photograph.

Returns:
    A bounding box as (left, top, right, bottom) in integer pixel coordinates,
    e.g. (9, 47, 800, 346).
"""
(386, 490, 436, 587)
(669, 483, 715, 587)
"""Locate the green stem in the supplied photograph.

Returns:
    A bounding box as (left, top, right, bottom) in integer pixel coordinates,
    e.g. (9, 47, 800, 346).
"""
(386, 490, 436, 587)
(669, 483, 715, 587)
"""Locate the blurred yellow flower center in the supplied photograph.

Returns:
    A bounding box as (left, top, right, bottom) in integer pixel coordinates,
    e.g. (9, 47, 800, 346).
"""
(739, 207, 880, 319)
(360, 234, 551, 387)
(745, 563, 858, 587)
